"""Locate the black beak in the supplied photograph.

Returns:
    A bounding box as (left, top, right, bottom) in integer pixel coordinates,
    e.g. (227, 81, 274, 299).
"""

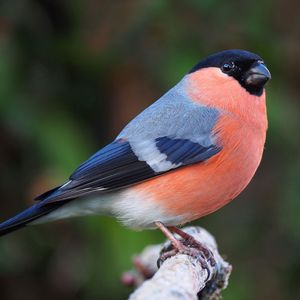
(245, 62, 271, 86)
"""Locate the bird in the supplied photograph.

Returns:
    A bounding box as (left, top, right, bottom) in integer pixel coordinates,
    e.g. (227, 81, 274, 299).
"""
(0, 49, 271, 252)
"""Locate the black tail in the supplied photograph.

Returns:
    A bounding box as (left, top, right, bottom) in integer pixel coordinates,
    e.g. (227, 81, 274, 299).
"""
(0, 201, 67, 236)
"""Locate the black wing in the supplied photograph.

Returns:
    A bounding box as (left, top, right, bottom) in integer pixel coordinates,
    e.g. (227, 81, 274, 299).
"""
(0, 137, 221, 236)
(36, 138, 221, 203)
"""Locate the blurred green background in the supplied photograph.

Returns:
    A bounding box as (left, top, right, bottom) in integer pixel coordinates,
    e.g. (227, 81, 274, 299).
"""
(0, 0, 300, 299)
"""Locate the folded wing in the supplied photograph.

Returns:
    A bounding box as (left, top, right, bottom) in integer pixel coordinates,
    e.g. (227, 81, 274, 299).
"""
(36, 137, 221, 203)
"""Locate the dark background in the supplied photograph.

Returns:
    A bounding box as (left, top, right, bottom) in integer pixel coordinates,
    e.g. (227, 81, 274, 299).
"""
(0, 1, 300, 299)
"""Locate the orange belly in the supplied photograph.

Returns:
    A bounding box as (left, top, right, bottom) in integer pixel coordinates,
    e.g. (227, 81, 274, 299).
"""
(131, 114, 266, 222)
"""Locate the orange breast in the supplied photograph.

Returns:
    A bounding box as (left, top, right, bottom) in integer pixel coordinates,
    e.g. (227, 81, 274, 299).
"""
(131, 116, 266, 221)
(130, 68, 268, 222)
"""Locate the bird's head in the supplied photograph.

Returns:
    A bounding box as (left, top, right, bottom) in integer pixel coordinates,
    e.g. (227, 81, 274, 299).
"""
(188, 49, 271, 96)
(186, 50, 271, 125)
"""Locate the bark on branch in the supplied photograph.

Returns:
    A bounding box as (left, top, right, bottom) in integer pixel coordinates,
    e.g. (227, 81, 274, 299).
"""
(122, 226, 232, 300)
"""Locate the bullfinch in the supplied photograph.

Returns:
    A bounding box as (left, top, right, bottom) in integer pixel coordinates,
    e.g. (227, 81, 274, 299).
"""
(0, 50, 271, 248)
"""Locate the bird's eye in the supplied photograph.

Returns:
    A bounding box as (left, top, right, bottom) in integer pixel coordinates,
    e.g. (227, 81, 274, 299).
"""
(222, 62, 235, 73)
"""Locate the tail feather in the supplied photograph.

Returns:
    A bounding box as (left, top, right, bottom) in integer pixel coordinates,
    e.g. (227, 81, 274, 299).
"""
(0, 201, 68, 236)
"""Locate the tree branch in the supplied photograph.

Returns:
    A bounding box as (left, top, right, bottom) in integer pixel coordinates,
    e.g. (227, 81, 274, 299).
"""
(122, 226, 232, 300)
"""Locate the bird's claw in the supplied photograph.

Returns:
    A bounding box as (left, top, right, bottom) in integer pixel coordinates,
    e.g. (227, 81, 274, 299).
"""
(158, 239, 215, 281)
(184, 240, 216, 268)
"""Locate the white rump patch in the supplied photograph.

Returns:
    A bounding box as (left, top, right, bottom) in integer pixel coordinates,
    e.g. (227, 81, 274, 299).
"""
(32, 189, 189, 229)
(110, 189, 189, 229)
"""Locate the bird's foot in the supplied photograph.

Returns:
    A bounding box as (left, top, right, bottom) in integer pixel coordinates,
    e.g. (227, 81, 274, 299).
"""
(155, 222, 216, 280)
(169, 226, 216, 268)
